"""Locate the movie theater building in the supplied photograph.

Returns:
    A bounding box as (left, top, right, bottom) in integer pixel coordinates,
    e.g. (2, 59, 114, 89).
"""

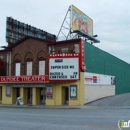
(0, 37, 88, 106)
(0, 36, 117, 106)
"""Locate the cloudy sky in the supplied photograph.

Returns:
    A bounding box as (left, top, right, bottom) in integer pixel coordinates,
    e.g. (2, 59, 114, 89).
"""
(0, 0, 130, 63)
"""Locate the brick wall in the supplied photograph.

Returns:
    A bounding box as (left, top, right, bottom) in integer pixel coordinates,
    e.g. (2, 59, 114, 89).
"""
(11, 38, 50, 75)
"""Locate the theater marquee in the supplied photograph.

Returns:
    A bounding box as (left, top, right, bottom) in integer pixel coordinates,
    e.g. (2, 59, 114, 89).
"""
(49, 53, 80, 81)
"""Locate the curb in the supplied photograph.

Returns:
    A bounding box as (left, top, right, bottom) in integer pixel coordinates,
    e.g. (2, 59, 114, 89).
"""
(0, 104, 81, 109)
(0, 104, 130, 109)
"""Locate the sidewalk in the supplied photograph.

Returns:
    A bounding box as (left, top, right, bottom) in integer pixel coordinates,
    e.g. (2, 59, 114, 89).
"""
(0, 103, 130, 109)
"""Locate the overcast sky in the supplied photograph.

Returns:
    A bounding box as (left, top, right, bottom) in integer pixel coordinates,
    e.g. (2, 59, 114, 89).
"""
(0, 0, 130, 63)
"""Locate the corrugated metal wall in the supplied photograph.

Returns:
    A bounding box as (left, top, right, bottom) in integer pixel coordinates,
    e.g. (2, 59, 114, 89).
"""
(84, 41, 130, 94)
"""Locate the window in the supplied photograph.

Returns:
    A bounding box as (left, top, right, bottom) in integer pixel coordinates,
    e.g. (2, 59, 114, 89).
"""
(39, 61, 45, 75)
(61, 48, 68, 52)
(27, 61, 32, 75)
(49, 47, 51, 54)
(49, 46, 55, 54)
(15, 63, 21, 76)
(74, 44, 79, 53)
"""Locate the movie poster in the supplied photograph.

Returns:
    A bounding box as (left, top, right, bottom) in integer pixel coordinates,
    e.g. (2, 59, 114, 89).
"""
(46, 84, 53, 98)
(6, 85, 11, 96)
(70, 85, 77, 99)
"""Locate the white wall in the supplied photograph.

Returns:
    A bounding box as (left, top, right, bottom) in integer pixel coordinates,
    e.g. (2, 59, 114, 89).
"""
(84, 72, 115, 104)
(84, 84, 115, 104)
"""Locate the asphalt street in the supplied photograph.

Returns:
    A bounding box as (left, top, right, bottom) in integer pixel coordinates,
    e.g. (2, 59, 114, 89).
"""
(0, 107, 130, 130)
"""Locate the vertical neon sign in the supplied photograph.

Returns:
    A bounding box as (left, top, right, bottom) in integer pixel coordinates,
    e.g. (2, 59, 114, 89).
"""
(80, 38, 86, 71)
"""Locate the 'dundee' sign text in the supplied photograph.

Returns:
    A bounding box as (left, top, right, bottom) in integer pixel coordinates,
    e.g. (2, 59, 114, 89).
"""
(0, 75, 49, 83)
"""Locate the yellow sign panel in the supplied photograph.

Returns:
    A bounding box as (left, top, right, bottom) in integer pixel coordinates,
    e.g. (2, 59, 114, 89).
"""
(71, 5, 93, 36)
